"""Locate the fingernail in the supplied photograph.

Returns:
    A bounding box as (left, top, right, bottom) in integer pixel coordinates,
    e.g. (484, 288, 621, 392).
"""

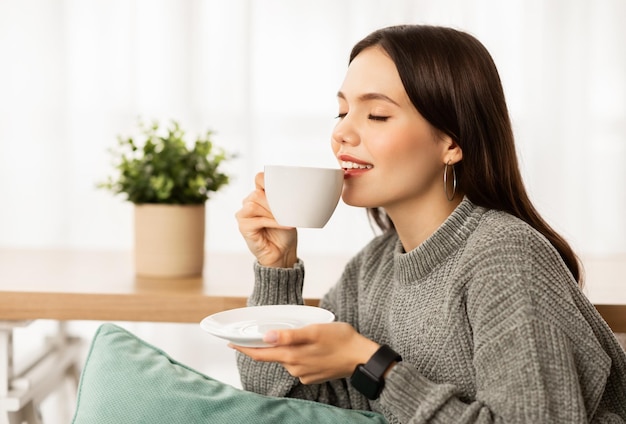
(263, 330, 278, 343)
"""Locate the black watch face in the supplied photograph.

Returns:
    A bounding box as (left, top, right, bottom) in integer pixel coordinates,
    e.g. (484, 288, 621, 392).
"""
(350, 366, 382, 400)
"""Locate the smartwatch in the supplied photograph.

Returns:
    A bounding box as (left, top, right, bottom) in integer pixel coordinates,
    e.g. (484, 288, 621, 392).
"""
(350, 344, 402, 400)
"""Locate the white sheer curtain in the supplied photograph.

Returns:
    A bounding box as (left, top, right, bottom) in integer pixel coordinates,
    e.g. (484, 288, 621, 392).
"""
(0, 0, 624, 257)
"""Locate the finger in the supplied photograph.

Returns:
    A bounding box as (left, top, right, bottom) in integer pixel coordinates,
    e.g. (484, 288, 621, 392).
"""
(236, 199, 272, 223)
(298, 373, 327, 385)
(240, 177, 298, 230)
(264, 325, 319, 346)
(230, 344, 292, 363)
(240, 189, 271, 214)
(285, 365, 333, 385)
(254, 172, 265, 190)
(236, 194, 283, 230)
(237, 211, 291, 236)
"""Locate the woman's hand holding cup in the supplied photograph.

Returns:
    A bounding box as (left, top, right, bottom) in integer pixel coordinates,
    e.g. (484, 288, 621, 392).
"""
(235, 172, 298, 268)
(236, 166, 344, 268)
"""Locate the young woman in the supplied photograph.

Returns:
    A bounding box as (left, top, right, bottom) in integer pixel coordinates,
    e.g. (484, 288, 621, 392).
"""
(234, 25, 626, 423)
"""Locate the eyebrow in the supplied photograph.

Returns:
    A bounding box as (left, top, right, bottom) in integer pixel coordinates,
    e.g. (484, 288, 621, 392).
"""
(337, 91, 401, 107)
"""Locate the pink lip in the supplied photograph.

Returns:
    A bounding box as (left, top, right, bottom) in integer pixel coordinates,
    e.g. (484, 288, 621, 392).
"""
(338, 154, 371, 165)
(337, 154, 373, 179)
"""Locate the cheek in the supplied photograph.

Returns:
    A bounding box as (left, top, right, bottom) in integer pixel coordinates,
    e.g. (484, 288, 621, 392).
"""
(378, 134, 442, 183)
(371, 132, 425, 167)
(330, 137, 339, 155)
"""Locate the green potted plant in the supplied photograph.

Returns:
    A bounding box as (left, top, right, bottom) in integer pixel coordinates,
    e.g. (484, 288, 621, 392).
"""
(100, 119, 235, 278)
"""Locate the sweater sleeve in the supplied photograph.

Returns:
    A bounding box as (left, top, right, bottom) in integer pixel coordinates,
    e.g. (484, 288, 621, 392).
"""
(236, 258, 371, 411)
(378, 225, 618, 423)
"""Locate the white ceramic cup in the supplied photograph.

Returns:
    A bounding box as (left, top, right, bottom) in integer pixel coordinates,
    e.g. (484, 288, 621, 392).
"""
(264, 165, 344, 228)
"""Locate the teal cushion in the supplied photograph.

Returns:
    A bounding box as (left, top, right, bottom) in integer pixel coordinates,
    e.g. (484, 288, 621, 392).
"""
(72, 323, 387, 424)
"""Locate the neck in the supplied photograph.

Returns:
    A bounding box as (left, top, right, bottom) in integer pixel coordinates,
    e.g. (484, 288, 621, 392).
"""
(386, 193, 463, 252)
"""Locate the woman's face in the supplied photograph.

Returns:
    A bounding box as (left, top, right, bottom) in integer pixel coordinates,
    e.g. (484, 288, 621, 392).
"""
(332, 46, 453, 212)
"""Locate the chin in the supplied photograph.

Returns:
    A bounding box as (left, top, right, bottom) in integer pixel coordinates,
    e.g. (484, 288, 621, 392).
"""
(341, 194, 375, 209)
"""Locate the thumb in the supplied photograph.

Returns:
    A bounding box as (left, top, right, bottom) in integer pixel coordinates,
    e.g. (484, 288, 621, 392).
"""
(263, 326, 314, 346)
(262, 329, 280, 344)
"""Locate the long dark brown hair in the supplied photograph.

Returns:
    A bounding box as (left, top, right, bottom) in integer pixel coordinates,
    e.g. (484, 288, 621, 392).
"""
(350, 25, 581, 283)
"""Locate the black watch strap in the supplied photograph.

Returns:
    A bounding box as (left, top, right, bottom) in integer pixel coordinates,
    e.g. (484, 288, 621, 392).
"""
(350, 344, 402, 400)
(366, 344, 401, 377)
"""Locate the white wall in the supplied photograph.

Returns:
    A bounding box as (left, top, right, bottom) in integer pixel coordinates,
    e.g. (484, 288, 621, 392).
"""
(1, 0, 625, 258)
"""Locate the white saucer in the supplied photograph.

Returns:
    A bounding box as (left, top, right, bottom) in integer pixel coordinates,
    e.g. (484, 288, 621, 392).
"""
(200, 305, 335, 347)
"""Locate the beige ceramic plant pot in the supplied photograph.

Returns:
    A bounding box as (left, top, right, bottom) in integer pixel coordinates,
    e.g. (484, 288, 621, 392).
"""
(134, 204, 205, 278)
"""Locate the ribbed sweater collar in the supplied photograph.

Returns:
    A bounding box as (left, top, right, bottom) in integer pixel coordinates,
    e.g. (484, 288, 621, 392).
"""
(394, 197, 485, 282)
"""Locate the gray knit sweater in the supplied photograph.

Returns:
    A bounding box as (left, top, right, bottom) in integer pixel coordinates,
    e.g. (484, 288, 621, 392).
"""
(237, 198, 626, 423)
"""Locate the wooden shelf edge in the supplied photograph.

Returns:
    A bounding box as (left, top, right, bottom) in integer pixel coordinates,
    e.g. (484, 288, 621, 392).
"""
(1, 292, 323, 323)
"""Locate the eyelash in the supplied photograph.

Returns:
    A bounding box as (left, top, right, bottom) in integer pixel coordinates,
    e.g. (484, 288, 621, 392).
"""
(334, 113, 389, 122)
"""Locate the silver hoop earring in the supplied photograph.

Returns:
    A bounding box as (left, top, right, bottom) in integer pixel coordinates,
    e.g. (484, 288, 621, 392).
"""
(443, 160, 457, 201)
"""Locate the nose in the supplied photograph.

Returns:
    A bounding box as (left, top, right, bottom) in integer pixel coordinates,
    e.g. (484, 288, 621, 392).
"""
(331, 115, 359, 146)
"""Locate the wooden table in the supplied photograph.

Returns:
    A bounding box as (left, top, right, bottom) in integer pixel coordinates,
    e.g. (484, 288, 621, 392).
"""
(0, 249, 333, 324)
(1, 249, 621, 325)
(0, 248, 623, 423)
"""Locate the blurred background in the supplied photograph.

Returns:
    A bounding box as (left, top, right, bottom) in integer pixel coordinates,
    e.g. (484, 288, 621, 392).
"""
(1, 0, 625, 422)
(1, 0, 625, 256)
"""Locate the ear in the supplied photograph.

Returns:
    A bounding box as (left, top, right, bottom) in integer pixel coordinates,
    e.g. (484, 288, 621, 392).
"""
(441, 136, 462, 165)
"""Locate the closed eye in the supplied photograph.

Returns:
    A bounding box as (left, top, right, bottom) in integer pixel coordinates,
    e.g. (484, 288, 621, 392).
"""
(368, 114, 389, 122)
(335, 113, 347, 119)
